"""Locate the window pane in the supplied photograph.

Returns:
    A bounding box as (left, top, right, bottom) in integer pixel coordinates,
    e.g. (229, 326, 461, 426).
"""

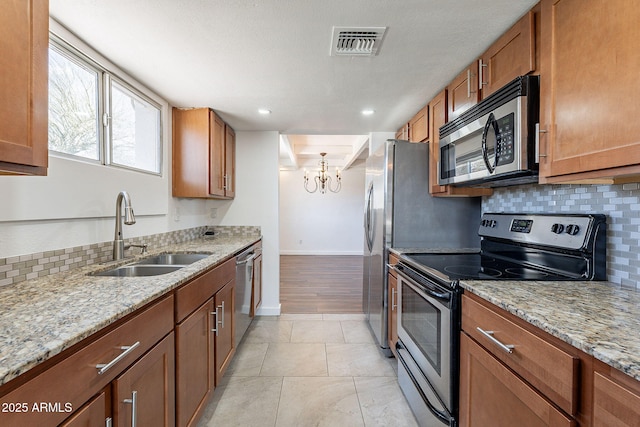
(110, 82, 161, 174)
(48, 47, 100, 160)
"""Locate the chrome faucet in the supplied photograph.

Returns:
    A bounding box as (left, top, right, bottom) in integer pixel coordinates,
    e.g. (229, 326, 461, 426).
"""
(113, 191, 136, 260)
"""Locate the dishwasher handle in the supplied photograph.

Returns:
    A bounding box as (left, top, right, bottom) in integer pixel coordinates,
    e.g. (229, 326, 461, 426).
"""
(236, 252, 256, 265)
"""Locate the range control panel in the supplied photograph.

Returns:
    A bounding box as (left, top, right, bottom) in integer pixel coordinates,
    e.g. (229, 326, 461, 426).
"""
(479, 213, 605, 250)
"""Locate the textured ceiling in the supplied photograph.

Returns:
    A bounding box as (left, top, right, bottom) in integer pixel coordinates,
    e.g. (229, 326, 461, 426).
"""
(49, 0, 537, 167)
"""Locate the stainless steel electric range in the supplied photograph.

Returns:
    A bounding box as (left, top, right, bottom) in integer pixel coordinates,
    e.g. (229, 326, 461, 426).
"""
(393, 213, 607, 427)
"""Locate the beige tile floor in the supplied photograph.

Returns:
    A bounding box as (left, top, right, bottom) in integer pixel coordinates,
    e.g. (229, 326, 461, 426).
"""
(197, 314, 419, 427)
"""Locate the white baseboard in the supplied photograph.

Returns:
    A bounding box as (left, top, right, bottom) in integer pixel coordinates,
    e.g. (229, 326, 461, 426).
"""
(256, 303, 281, 316)
(279, 250, 364, 256)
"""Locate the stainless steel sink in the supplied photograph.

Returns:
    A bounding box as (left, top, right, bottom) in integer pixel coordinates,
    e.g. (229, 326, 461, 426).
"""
(91, 264, 183, 277)
(134, 253, 209, 266)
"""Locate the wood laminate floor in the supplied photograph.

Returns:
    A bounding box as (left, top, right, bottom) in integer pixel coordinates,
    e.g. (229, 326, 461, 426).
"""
(280, 255, 364, 314)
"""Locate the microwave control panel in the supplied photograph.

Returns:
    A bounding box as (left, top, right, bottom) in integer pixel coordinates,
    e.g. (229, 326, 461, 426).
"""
(495, 113, 514, 165)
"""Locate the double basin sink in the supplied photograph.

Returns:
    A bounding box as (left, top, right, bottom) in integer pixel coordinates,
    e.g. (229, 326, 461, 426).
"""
(92, 253, 210, 277)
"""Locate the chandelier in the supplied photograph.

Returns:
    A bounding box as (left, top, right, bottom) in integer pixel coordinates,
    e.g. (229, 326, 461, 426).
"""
(304, 152, 342, 194)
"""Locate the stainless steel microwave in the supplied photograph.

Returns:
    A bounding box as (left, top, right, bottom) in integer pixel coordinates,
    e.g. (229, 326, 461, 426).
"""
(438, 75, 540, 187)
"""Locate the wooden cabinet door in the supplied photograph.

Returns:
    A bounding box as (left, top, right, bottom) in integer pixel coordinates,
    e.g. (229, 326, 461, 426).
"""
(224, 124, 236, 198)
(173, 108, 210, 197)
(387, 272, 398, 357)
(214, 280, 235, 385)
(429, 90, 448, 195)
(447, 63, 480, 122)
(176, 300, 215, 427)
(113, 333, 175, 427)
(251, 253, 262, 316)
(0, 0, 48, 176)
(593, 370, 640, 427)
(479, 11, 535, 98)
(408, 105, 429, 143)
(539, 0, 640, 182)
(459, 333, 575, 427)
(395, 124, 409, 140)
(59, 390, 109, 427)
(209, 111, 226, 197)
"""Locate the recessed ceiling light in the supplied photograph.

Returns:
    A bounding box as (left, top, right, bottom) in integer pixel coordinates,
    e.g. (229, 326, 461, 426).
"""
(361, 109, 375, 116)
(258, 109, 271, 115)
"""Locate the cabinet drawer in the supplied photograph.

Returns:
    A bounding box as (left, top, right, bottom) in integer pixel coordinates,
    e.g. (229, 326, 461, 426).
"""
(0, 295, 173, 427)
(462, 294, 578, 416)
(593, 370, 640, 427)
(460, 333, 575, 427)
(175, 257, 235, 322)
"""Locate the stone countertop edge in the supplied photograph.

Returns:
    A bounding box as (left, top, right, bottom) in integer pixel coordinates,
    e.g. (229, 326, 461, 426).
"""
(461, 279, 640, 382)
(0, 235, 261, 387)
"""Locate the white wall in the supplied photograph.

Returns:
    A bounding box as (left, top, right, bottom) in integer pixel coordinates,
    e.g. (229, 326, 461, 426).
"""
(279, 164, 365, 255)
(217, 131, 281, 315)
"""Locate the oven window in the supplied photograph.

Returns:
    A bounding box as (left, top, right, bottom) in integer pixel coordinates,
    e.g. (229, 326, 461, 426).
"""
(401, 282, 442, 375)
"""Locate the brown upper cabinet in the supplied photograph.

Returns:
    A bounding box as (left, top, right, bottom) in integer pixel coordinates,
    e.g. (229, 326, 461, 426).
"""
(446, 63, 480, 122)
(408, 104, 429, 143)
(428, 89, 492, 197)
(0, 0, 48, 176)
(479, 11, 536, 99)
(538, 0, 640, 183)
(173, 108, 236, 199)
(395, 123, 409, 140)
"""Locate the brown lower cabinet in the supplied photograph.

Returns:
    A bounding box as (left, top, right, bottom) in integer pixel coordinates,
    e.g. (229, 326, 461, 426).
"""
(460, 292, 640, 427)
(174, 257, 236, 427)
(113, 333, 175, 426)
(0, 296, 174, 427)
(459, 333, 575, 427)
(593, 361, 640, 427)
(59, 390, 109, 427)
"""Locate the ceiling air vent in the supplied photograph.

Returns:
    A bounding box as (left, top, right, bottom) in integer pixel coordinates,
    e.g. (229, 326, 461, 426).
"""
(330, 26, 387, 57)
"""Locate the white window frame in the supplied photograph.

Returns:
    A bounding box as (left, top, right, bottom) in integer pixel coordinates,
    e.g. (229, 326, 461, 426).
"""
(48, 35, 163, 176)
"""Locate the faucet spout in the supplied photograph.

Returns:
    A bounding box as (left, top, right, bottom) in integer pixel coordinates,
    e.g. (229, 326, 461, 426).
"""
(114, 191, 136, 260)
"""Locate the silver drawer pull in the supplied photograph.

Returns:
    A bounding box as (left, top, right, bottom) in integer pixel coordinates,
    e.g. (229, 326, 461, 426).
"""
(211, 309, 219, 336)
(476, 327, 514, 354)
(96, 342, 141, 374)
(123, 390, 137, 427)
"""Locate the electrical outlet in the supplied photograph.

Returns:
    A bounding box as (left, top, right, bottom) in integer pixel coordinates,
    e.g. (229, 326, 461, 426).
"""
(210, 208, 217, 219)
(174, 207, 180, 222)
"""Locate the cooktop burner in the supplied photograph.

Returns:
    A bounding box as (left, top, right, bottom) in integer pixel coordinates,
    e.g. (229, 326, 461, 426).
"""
(401, 252, 571, 282)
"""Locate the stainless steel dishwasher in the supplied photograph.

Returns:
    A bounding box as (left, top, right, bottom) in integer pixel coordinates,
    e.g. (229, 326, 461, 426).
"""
(235, 245, 258, 346)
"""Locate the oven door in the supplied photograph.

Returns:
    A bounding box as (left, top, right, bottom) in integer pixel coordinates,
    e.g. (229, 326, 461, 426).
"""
(396, 265, 453, 411)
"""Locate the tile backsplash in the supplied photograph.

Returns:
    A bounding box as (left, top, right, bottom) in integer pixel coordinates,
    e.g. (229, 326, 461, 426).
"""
(0, 226, 260, 287)
(482, 183, 640, 288)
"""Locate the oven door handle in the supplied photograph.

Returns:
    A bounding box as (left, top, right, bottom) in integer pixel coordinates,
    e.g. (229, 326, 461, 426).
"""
(395, 264, 451, 303)
(396, 341, 454, 426)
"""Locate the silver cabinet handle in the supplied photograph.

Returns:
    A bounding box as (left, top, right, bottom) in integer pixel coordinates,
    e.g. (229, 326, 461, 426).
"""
(96, 342, 140, 374)
(211, 309, 219, 336)
(123, 390, 137, 427)
(476, 327, 514, 353)
(535, 123, 548, 163)
(106, 417, 112, 427)
(220, 301, 225, 329)
(391, 288, 398, 311)
(478, 58, 488, 89)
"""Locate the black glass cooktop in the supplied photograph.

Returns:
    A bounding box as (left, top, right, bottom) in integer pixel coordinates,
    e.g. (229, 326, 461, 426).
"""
(401, 252, 573, 281)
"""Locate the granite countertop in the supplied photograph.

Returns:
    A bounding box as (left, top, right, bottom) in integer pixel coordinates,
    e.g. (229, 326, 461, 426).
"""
(462, 280, 640, 382)
(0, 235, 260, 387)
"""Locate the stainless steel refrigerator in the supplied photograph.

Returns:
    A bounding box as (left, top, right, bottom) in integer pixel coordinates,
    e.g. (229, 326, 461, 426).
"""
(362, 140, 481, 355)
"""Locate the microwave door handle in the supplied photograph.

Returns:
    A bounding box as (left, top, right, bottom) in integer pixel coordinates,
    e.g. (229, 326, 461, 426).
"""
(482, 113, 498, 173)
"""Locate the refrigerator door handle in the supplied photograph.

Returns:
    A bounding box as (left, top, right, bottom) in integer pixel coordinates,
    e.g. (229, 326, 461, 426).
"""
(365, 182, 375, 251)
